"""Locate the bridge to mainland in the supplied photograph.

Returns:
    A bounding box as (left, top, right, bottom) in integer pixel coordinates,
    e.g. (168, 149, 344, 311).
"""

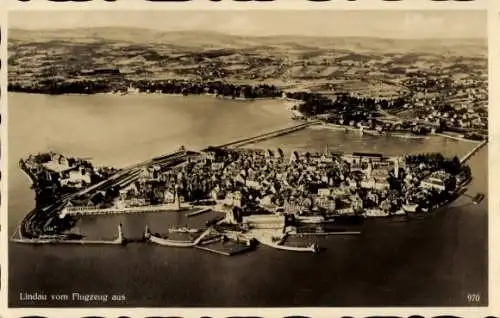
(459, 139, 488, 165)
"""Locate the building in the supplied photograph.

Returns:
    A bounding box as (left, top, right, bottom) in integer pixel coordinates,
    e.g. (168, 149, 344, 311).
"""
(420, 170, 455, 192)
(420, 177, 446, 192)
(223, 191, 242, 208)
(343, 152, 385, 164)
(60, 169, 92, 188)
(317, 188, 331, 197)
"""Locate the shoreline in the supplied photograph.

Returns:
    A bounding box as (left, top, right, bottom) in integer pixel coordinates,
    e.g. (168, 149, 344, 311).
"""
(9, 93, 487, 245)
(12, 144, 483, 245)
(9, 91, 484, 142)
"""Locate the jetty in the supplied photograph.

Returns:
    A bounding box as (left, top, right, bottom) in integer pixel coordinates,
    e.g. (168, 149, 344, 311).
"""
(11, 223, 125, 245)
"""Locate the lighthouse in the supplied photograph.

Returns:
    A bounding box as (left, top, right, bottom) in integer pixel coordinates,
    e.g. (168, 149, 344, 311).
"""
(117, 223, 124, 243)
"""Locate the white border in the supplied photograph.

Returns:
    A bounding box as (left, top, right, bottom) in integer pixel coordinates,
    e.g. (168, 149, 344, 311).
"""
(4, 0, 490, 11)
(1, 0, 497, 317)
(1, 0, 8, 315)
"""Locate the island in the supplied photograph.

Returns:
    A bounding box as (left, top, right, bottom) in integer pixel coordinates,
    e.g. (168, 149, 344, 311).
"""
(12, 126, 486, 255)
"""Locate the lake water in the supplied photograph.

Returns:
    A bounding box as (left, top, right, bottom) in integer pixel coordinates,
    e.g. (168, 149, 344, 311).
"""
(8, 93, 488, 307)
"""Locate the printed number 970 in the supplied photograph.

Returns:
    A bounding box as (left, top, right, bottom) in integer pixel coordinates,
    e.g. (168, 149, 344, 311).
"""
(466, 293, 480, 302)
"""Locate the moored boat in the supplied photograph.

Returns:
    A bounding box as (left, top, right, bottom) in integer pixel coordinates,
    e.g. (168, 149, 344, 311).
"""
(145, 226, 210, 247)
(296, 215, 325, 224)
(148, 234, 196, 247)
(168, 227, 201, 234)
(248, 230, 319, 253)
(473, 193, 485, 204)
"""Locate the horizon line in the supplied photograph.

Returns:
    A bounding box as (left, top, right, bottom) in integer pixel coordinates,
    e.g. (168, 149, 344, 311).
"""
(9, 27, 487, 41)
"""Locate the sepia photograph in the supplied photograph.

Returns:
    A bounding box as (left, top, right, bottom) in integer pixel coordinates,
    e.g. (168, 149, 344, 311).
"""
(7, 10, 488, 308)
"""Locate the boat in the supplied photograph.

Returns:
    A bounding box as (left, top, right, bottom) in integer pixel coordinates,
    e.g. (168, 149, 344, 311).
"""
(296, 215, 325, 224)
(393, 209, 406, 216)
(403, 203, 419, 213)
(145, 226, 210, 247)
(148, 234, 197, 247)
(248, 230, 319, 253)
(473, 193, 485, 204)
(168, 227, 201, 234)
(258, 237, 319, 253)
(391, 133, 428, 140)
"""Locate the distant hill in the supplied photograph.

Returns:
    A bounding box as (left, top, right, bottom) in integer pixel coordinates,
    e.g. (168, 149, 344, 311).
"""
(8, 27, 487, 96)
(9, 27, 487, 56)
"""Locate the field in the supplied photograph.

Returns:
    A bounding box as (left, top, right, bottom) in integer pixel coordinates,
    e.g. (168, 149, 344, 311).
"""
(8, 28, 487, 98)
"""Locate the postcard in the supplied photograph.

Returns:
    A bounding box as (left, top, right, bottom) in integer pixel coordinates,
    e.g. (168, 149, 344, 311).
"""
(1, 0, 496, 317)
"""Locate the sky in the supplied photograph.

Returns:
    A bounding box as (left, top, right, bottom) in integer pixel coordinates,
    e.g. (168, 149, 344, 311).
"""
(9, 10, 486, 39)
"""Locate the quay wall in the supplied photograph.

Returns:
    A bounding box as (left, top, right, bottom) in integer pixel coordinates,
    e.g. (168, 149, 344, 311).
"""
(61, 203, 186, 217)
(10, 237, 122, 245)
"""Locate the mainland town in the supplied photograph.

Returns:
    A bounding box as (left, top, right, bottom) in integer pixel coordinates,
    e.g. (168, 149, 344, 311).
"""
(10, 29, 488, 255)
